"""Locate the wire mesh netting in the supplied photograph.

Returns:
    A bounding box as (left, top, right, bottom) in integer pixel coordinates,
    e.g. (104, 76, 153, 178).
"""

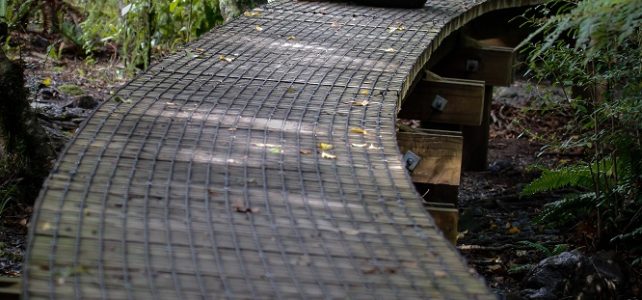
(24, 0, 539, 299)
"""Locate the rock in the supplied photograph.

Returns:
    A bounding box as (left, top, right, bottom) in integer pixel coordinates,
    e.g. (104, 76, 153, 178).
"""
(489, 159, 514, 174)
(72, 95, 99, 109)
(520, 251, 621, 300)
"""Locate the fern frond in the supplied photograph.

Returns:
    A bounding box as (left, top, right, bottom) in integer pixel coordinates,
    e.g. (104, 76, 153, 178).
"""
(535, 192, 596, 225)
(521, 163, 597, 196)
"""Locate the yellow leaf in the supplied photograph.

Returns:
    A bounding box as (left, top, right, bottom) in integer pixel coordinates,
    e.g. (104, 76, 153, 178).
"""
(352, 100, 369, 106)
(358, 89, 369, 96)
(318, 143, 333, 150)
(218, 54, 234, 62)
(351, 143, 367, 148)
(350, 128, 368, 135)
(255, 25, 263, 31)
(287, 35, 296, 41)
(321, 151, 336, 159)
(42, 77, 52, 87)
(243, 11, 262, 17)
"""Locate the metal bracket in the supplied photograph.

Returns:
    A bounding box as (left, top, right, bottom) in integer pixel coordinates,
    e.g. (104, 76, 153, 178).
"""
(465, 59, 479, 72)
(403, 150, 421, 172)
(432, 94, 448, 112)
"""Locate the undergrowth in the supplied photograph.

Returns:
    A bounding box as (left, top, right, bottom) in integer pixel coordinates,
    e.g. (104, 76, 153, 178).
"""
(520, 0, 642, 264)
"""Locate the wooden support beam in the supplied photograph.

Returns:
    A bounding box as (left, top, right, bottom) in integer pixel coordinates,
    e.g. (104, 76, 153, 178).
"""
(432, 35, 516, 87)
(397, 129, 463, 186)
(426, 203, 459, 245)
(399, 75, 485, 126)
(0, 277, 21, 300)
(462, 85, 493, 171)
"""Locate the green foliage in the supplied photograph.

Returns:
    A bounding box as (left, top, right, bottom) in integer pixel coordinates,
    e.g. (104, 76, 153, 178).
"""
(517, 240, 569, 257)
(79, 0, 258, 72)
(521, 0, 642, 252)
(3, 0, 263, 72)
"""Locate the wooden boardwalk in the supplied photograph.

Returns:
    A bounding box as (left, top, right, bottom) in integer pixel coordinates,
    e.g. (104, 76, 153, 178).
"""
(24, 0, 539, 298)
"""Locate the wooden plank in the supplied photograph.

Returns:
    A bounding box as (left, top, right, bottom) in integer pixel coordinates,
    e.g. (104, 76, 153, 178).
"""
(462, 85, 493, 171)
(0, 277, 21, 300)
(397, 130, 463, 186)
(433, 39, 516, 86)
(426, 204, 459, 245)
(399, 76, 485, 126)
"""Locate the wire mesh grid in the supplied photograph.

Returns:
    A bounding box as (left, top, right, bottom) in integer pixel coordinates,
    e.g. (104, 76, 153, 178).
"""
(24, 0, 539, 299)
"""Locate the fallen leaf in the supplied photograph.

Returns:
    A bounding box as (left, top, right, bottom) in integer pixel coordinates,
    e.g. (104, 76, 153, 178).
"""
(255, 25, 263, 31)
(433, 270, 447, 278)
(185, 50, 201, 59)
(352, 100, 369, 106)
(243, 11, 262, 17)
(113, 96, 132, 104)
(41, 222, 51, 231)
(507, 226, 521, 234)
(386, 24, 406, 33)
(269, 147, 282, 154)
(341, 228, 360, 235)
(350, 128, 368, 135)
(218, 54, 234, 62)
(351, 143, 368, 148)
(233, 201, 259, 214)
(318, 143, 333, 150)
(368, 144, 382, 150)
(358, 89, 369, 96)
(42, 77, 52, 87)
(321, 151, 336, 159)
(287, 35, 296, 41)
(300, 149, 312, 155)
(286, 87, 296, 93)
(382, 47, 396, 52)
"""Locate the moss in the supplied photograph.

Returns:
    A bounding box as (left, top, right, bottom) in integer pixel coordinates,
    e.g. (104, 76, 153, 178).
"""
(58, 84, 85, 96)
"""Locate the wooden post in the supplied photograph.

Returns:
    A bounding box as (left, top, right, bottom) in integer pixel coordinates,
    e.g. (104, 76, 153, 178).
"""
(0, 277, 21, 300)
(462, 85, 493, 171)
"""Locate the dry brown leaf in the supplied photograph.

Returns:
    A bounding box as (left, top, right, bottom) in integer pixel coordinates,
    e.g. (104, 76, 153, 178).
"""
(300, 149, 312, 155)
(507, 226, 521, 234)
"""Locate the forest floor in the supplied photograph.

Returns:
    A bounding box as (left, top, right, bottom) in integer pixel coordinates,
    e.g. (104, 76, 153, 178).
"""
(1, 35, 640, 298)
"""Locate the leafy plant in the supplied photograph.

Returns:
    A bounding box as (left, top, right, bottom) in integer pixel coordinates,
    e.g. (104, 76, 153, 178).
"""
(520, 0, 642, 253)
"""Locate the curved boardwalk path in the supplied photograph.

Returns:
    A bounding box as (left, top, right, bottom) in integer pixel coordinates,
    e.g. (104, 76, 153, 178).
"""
(24, 0, 538, 298)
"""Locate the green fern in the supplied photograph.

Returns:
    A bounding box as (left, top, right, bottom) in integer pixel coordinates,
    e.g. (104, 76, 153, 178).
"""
(521, 161, 610, 196)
